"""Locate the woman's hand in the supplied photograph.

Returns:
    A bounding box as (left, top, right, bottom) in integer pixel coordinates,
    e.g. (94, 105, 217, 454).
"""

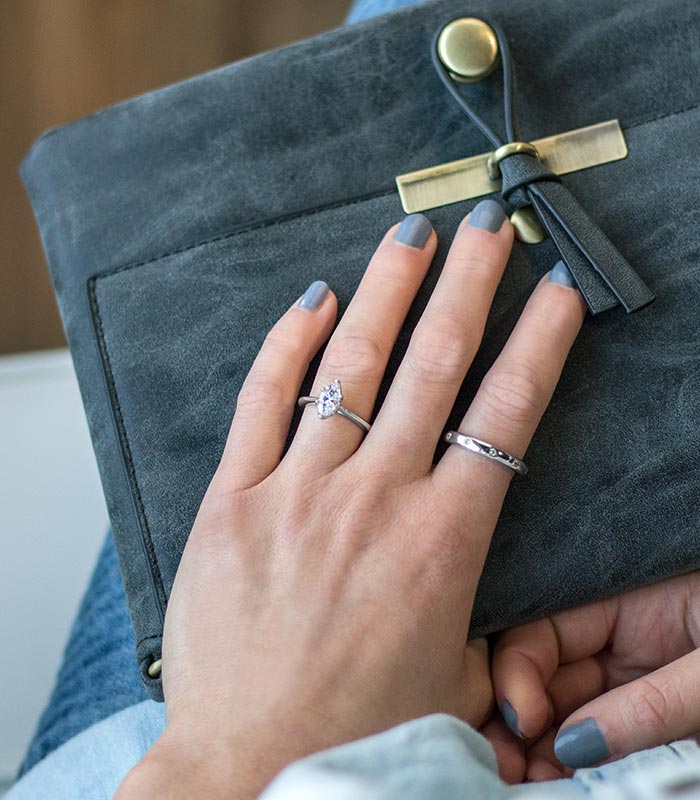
(489, 572, 700, 781)
(117, 201, 586, 799)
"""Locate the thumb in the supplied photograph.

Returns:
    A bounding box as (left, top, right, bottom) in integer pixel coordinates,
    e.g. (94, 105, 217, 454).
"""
(554, 648, 700, 769)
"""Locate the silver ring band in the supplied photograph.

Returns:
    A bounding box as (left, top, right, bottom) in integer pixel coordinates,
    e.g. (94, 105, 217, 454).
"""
(443, 431, 528, 476)
(298, 379, 371, 433)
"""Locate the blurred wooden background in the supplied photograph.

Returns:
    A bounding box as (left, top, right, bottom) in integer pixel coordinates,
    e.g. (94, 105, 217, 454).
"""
(0, 0, 351, 355)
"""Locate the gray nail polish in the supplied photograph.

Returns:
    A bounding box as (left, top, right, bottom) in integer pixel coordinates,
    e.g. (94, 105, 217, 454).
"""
(298, 280, 329, 310)
(394, 213, 433, 249)
(549, 259, 577, 288)
(554, 718, 609, 769)
(501, 699, 524, 739)
(468, 199, 506, 233)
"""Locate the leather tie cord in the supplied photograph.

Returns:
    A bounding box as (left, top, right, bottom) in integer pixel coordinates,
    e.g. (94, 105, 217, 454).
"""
(431, 19, 655, 315)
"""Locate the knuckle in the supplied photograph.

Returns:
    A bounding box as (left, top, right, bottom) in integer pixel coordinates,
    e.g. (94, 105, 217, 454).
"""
(188, 486, 241, 554)
(189, 485, 270, 567)
(408, 511, 470, 587)
(452, 251, 498, 280)
(526, 302, 573, 343)
(407, 321, 472, 385)
(345, 451, 395, 490)
(264, 327, 307, 362)
(626, 677, 682, 734)
(236, 373, 288, 416)
(364, 264, 410, 293)
(342, 470, 391, 516)
(422, 523, 468, 578)
(310, 475, 390, 551)
(478, 363, 545, 427)
(322, 327, 386, 384)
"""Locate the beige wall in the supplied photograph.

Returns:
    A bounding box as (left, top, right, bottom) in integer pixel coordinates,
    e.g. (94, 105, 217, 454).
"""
(0, 0, 350, 355)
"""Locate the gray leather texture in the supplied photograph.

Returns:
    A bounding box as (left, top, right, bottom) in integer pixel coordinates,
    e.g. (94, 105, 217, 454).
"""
(20, 0, 700, 700)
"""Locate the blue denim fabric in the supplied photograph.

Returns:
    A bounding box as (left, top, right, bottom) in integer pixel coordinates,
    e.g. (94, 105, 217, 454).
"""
(18, 530, 147, 777)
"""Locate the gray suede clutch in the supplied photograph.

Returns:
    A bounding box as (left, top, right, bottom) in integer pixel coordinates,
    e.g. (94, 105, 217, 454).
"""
(21, 0, 700, 700)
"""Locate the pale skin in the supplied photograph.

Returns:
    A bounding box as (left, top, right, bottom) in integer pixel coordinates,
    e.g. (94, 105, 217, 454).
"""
(116, 210, 589, 799)
(487, 573, 700, 783)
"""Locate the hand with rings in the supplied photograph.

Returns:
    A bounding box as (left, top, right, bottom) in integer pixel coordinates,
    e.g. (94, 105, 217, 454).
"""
(116, 199, 586, 800)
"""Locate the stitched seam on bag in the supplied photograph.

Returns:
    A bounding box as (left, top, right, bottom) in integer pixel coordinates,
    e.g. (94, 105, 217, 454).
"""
(87, 101, 700, 288)
(89, 186, 397, 634)
(136, 633, 163, 652)
(96, 187, 397, 281)
(88, 276, 168, 625)
(624, 100, 700, 130)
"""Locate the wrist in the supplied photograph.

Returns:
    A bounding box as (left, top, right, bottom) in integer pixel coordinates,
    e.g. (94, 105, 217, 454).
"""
(114, 727, 262, 800)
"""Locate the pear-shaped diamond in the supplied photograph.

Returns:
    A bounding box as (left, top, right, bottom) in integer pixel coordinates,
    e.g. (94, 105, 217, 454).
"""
(317, 379, 343, 418)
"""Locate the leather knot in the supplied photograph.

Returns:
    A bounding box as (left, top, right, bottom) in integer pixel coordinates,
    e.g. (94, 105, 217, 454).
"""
(431, 16, 656, 315)
(498, 152, 560, 209)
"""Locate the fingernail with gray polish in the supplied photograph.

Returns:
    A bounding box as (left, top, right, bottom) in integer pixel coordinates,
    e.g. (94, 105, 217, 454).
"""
(394, 213, 433, 249)
(501, 699, 524, 739)
(468, 199, 506, 233)
(298, 280, 329, 310)
(554, 718, 609, 769)
(549, 259, 577, 288)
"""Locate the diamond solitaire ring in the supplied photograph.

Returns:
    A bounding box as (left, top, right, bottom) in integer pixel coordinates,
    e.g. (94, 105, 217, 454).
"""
(297, 379, 371, 433)
(443, 431, 528, 476)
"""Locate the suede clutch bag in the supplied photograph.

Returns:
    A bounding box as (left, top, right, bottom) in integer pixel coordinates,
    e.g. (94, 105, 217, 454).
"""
(21, 0, 700, 700)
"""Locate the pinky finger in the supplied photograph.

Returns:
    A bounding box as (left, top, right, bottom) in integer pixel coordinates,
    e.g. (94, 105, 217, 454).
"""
(215, 281, 337, 491)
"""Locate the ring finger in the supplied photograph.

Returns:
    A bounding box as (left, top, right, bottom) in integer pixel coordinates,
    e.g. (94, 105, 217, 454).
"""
(434, 260, 587, 516)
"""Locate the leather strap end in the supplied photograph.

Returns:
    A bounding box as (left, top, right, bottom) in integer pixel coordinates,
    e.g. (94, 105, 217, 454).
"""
(531, 183, 655, 315)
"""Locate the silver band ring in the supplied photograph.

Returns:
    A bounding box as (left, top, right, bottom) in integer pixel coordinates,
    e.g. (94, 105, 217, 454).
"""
(443, 431, 528, 476)
(298, 379, 371, 433)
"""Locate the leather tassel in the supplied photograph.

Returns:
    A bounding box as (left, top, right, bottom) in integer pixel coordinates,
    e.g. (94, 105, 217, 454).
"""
(499, 153, 655, 315)
(431, 17, 656, 316)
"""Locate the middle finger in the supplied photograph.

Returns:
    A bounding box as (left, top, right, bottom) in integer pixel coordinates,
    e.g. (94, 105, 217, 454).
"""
(364, 199, 513, 475)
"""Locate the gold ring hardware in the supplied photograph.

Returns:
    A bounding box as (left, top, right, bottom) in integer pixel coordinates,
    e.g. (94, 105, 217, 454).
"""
(487, 141, 540, 181)
(396, 120, 628, 214)
(437, 18, 499, 83)
(147, 658, 162, 678)
(510, 206, 547, 245)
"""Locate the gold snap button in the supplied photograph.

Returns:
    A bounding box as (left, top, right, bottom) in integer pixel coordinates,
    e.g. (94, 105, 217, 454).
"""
(147, 657, 162, 678)
(437, 18, 499, 83)
(510, 207, 547, 245)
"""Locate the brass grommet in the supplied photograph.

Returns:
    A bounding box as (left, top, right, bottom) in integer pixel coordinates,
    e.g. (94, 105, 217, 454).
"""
(147, 658, 162, 678)
(437, 18, 499, 83)
(510, 207, 547, 245)
(487, 141, 540, 181)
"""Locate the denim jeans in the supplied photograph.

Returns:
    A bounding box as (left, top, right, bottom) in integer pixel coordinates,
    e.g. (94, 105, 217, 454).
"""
(18, 531, 148, 776)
